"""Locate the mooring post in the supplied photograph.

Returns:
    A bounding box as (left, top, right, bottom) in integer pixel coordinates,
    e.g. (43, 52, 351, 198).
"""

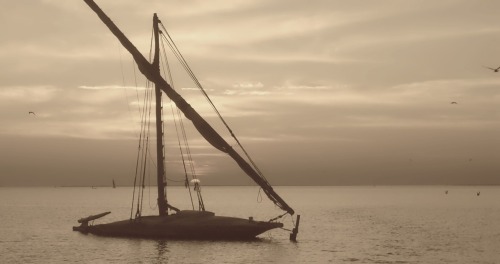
(289, 214, 301, 242)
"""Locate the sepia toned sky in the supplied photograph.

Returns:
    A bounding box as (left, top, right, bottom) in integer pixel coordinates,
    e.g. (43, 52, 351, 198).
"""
(0, 0, 499, 186)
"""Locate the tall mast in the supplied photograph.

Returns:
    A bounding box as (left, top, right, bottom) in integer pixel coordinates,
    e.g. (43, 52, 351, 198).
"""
(152, 13, 168, 216)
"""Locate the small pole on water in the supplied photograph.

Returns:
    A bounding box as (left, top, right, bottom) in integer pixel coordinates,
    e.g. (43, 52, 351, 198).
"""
(290, 214, 301, 242)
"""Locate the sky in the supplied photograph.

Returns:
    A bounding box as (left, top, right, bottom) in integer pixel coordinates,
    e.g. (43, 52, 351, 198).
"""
(0, 0, 499, 186)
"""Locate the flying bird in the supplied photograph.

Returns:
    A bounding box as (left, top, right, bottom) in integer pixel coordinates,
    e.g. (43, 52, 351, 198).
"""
(484, 66, 500, 72)
(28, 111, 36, 116)
(450, 102, 458, 104)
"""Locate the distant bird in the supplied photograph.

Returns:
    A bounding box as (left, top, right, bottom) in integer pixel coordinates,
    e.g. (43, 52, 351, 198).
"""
(477, 191, 480, 196)
(28, 111, 36, 116)
(450, 102, 458, 104)
(445, 190, 448, 194)
(484, 66, 500, 72)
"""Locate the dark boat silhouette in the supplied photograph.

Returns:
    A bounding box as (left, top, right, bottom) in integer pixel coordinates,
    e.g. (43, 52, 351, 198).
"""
(73, 0, 299, 241)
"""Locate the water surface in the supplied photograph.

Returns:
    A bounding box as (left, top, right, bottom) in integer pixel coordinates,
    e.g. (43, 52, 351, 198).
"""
(1, 186, 498, 263)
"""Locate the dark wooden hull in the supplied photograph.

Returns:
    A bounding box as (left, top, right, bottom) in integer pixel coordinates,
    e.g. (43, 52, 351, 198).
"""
(73, 210, 283, 240)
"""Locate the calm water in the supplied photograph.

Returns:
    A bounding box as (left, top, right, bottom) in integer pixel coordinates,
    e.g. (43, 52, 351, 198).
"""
(1, 186, 499, 263)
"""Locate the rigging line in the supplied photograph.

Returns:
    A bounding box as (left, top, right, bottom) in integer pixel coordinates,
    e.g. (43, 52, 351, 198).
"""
(125, 56, 142, 139)
(175, 95, 203, 211)
(171, 104, 195, 208)
(159, 21, 289, 212)
(159, 23, 269, 182)
(119, 43, 145, 216)
(139, 150, 186, 183)
(119, 47, 148, 185)
(117, 44, 135, 122)
(257, 187, 263, 203)
(140, 86, 152, 180)
(158, 23, 202, 88)
(134, 135, 189, 183)
(158, 34, 198, 181)
(135, 94, 147, 217)
(148, 160, 158, 210)
(175, 106, 201, 189)
(139, 84, 154, 216)
(159, 36, 195, 210)
(279, 227, 293, 232)
(165, 177, 186, 183)
(158, 30, 201, 95)
(137, 27, 156, 217)
(159, 48, 200, 190)
(132, 64, 151, 217)
(159, 31, 202, 94)
(132, 60, 146, 133)
(134, 27, 154, 145)
(131, 77, 152, 219)
(131, 104, 144, 218)
(158, 33, 219, 184)
(136, 80, 153, 217)
(157, 30, 204, 181)
(132, 60, 145, 126)
(130, 132, 142, 219)
(159, 32, 199, 181)
(149, 26, 154, 68)
(117, 43, 127, 86)
(268, 212, 289, 223)
(158, 26, 214, 116)
(178, 109, 197, 178)
(140, 147, 186, 183)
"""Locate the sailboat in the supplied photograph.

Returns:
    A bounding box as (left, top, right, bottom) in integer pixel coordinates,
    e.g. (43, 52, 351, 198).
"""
(73, 0, 300, 241)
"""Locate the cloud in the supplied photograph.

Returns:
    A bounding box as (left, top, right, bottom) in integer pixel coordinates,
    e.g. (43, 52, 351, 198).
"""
(78, 85, 147, 90)
(223, 90, 270, 96)
(232, 82, 264, 89)
(0, 85, 59, 103)
(223, 83, 270, 95)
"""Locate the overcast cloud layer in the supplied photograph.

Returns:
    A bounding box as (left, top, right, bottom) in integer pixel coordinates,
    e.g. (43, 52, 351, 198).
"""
(0, 0, 499, 186)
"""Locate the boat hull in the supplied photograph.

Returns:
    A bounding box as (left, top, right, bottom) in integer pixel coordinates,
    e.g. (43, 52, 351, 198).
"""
(73, 210, 283, 240)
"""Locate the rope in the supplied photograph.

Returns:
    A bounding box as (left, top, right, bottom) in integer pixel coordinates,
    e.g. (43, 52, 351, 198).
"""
(159, 19, 272, 186)
(138, 85, 153, 217)
(148, 166, 158, 210)
(158, 29, 208, 210)
(117, 44, 136, 123)
(257, 187, 263, 203)
(158, 32, 195, 210)
(268, 212, 288, 222)
(130, 72, 152, 219)
(132, 27, 156, 219)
